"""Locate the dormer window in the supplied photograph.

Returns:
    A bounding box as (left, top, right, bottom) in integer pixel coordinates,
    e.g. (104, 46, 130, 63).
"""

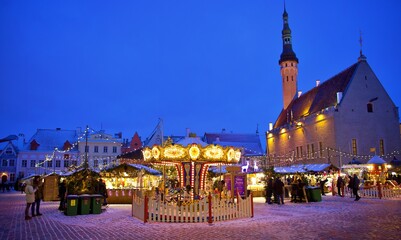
(367, 103, 373, 112)
(63, 141, 73, 151)
(30, 140, 40, 150)
(5, 148, 12, 154)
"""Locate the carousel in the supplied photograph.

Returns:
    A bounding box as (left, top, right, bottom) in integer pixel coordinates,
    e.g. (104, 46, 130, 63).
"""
(142, 137, 242, 201)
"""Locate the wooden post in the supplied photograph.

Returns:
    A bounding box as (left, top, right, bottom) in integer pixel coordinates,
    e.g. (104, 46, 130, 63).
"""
(144, 195, 149, 223)
(250, 193, 254, 218)
(208, 194, 212, 224)
(302, 186, 308, 203)
(378, 182, 382, 199)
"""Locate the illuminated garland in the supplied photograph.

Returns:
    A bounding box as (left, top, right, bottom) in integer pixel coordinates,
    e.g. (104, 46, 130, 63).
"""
(267, 147, 400, 161)
(143, 143, 241, 163)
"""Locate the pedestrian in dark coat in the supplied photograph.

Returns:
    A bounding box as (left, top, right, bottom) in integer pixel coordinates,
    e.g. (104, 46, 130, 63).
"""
(58, 180, 66, 210)
(353, 174, 361, 201)
(274, 177, 284, 205)
(337, 175, 344, 197)
(266, 178, 273, 204)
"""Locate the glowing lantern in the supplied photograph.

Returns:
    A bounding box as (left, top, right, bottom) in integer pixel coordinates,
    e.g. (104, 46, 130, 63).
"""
(189, 144, 200, 160)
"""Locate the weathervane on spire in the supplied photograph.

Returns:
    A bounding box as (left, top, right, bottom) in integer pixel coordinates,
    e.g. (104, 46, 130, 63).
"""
(359, 30, 363, 57)
(358, 30, 367, 61)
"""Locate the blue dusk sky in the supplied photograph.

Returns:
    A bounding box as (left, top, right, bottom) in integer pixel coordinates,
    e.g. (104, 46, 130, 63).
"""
(1, 0, 400, 143)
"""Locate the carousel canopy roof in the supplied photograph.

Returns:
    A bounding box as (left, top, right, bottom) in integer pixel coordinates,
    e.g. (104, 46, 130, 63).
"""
(143, 143, 241, 163)
(367, 156, 386, 164)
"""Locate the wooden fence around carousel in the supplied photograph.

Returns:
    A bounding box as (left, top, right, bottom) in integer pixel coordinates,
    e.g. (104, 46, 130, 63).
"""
(132, 192, 253, 223)
(343, 185, 401, 199)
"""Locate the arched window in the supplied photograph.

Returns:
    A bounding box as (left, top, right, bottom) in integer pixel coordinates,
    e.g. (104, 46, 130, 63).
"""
(367, 103, 373, 112)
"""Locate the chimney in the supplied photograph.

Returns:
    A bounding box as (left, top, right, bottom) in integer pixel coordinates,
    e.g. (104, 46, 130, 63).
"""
(336, 92, 343, 104)
(269, 123, 273, 131)
(186, 128, 190, 137)
(316, 80, 320, 87)
(298, 91, 302, 98)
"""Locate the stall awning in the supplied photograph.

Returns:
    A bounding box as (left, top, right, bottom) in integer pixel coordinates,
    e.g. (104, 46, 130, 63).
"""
(274, 164, 337, 174)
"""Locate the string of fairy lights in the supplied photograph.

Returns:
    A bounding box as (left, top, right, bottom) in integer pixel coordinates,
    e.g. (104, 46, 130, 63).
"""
(34, 126, 122, 172)
(266, 147, 400, 162)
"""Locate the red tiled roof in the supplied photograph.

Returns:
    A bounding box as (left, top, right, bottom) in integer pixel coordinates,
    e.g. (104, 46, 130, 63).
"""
(274, 62, 360, 128)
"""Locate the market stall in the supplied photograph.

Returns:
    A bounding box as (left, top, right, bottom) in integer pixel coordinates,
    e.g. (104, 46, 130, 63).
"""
(101, 163, 162, 204)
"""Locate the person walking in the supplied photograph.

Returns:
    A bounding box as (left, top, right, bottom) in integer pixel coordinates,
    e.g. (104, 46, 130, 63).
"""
(31, 176, 43, 216)
(353, 174, 361, 201)
(58, 180, 67, 211)
(24, 179, 37, 220)
(337, 175, 344, 197)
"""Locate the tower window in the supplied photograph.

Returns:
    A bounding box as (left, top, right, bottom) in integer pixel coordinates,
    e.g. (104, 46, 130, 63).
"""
(379, 139, 384, 155)
(286, 76, 289, 82)
(352, 139, 357, 155)
(367, 103, 373, 112)
(291, 76, 294, 81)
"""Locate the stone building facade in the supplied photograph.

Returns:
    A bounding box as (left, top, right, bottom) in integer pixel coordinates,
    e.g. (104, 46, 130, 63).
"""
(266, 8, 401, 168)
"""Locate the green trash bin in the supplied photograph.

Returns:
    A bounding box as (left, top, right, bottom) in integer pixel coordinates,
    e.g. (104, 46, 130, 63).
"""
(91, 194, 103, 214)
(307, 187, 322, 202)
(79, 194, 91, 215)
(65, 195, 79, 216)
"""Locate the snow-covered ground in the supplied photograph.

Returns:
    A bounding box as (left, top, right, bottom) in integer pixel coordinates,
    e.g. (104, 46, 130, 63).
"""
(1, 192, 400, 239)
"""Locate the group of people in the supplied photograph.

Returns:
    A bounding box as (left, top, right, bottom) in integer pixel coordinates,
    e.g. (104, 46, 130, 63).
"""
(335, 173, 361, 200)
(24, 176, 44, 220)
(265, 177, 285, 205)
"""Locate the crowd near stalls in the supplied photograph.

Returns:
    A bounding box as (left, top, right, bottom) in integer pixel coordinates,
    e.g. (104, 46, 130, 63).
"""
(341, 156, 401, 189)
(261, 164, 339, 203)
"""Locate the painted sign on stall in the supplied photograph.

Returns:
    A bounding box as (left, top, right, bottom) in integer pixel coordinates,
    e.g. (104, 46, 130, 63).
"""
(234, 175, 246, 196)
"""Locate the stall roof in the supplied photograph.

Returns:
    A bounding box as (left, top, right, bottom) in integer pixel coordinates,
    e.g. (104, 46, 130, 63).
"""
(367, 156, 386, 165)
(274, 165, 306, 174)
(341, 164, 370, 169)
(274, 164, 337, 174)
(104, 163, 161, 176)
(128, 164, 162, 176)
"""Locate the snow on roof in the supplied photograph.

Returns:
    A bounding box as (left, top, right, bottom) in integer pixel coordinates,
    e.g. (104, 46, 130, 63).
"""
(128, 164, 162, 175)
(176, 137, 208, 147)
(204, 132, 264, 156)
(274, 164, 336, 173)
(24, 129, 78, 151)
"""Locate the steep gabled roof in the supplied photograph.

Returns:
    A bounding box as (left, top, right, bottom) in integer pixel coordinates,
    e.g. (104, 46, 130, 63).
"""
(203, 133, 264, 156)
(274, 62, 359, 128)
